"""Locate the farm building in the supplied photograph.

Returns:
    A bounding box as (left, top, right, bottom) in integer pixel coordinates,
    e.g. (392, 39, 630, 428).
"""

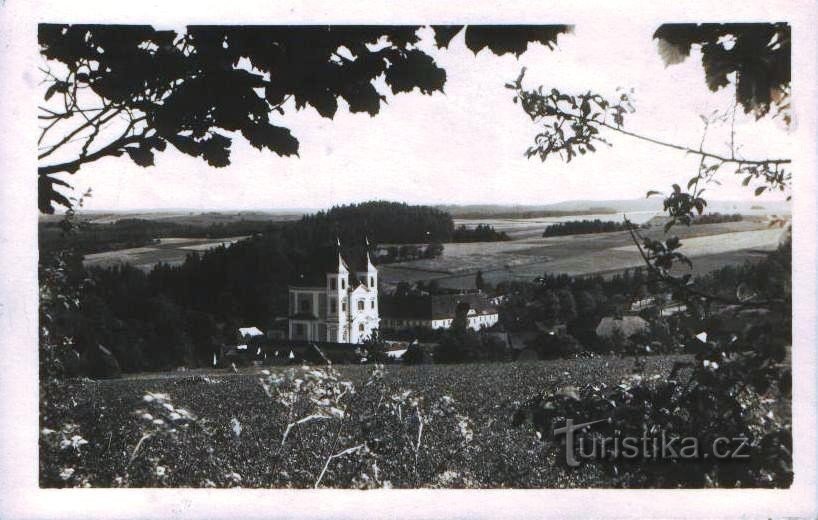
(287, 240, 380, 344)
(627, 295, 687, 317)
(380, 292, 499, 331)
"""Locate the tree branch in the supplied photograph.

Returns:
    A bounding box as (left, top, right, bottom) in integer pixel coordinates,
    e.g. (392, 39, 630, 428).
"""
(38, 106, 116, 160)
(38, 133, 145, 176)
(624, 218, 786, 309)
(558, 110, 790, 166)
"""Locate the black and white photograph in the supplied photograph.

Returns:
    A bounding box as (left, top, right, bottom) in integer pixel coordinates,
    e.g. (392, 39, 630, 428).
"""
(0, 1, 816, 518)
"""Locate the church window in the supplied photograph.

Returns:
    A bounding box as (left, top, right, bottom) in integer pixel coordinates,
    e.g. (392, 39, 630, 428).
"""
(370, 300, 375, 309)
(359, 323, 365, 332)
(330, 298, 337, 314)
(341, 301, 347, 312)
(294, 323, 305, 336)
(300, 299, 310, 313)
(357, 300, 365, 311)
(370, 276, 374, 287)
(341, 278, 346, 289)
(330, 278, 337, 290)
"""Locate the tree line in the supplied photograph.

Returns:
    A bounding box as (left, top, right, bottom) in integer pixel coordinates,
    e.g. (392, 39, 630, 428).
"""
(542, 219, 642, 237)
(39, 217, 284, 256)
(451, 224, 510, 242)
(691, 212, 743, 225)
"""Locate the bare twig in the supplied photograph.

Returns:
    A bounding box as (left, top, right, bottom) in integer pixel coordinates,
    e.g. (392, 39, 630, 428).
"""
(280, 414, 332, 446)
(128, 433, 152, 465)
(314, 444, 366, 489)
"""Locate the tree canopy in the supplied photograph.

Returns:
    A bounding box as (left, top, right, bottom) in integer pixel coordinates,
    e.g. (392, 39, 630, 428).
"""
(653, 23, 790, 119)
(38, 24, 571, 213)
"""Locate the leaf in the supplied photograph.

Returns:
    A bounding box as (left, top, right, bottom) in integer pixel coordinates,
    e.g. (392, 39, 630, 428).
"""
(646, 190, 661, 198)
(755, 186, 767, 196)
(38, 175, 73, 213)
(240, 123, 298, 156)
(44, 83, 59, 101)
(125, 146, 155, 167)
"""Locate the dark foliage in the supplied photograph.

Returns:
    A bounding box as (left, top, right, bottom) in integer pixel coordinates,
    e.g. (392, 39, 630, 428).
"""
(542, 219, 642, 237)
(303, 201, 454, 244)
(373, 243, 444, 264)
(451, 224, 510, 243)
(38, 24, 571, 213)
(653, 23, 790, 118)
(690, 213, 743, 225)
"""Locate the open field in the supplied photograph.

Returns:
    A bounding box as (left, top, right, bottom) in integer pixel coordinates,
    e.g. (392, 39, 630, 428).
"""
(76, 211, 786, 281)
(39, 210, 305, 226)
(381, 219, 785, 289)
(42, 355, 692, 488)
(83, 236, 249, 271)
(454, 210, 660, 239)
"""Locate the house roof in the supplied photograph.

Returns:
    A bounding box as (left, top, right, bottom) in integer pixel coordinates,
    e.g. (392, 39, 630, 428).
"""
(238, 326, 264, 338)
(381, 293, 498, 320)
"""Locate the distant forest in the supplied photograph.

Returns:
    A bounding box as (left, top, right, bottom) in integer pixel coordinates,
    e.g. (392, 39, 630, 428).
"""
(452, 224, 510, 242)
(441, 206, 617, 219)
(542, 219, 641, 237)
(39, 201, 511, 257)
(691, 213, 743, 225)
(39, 218, 283, 256)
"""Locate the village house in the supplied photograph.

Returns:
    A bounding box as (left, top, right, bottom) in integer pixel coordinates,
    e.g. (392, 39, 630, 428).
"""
(288, 240, 380, 344)
(380, 292, 499, 331)
(627, 294, 687, 317)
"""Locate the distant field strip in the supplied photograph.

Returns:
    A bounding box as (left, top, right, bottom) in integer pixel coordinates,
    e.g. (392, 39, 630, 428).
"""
(82, 236, 248, 270)
(611, 228, 783, 256)
(380, 225, 783, 289)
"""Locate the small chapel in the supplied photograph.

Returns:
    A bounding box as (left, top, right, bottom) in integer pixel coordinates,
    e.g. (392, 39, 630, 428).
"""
(287, 239, 380, 344)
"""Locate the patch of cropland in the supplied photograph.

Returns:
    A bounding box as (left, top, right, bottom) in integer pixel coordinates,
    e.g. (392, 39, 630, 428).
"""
(82, 236, 249, 271)
(380, 219, 784, 289)
(41, 355, 689, 488)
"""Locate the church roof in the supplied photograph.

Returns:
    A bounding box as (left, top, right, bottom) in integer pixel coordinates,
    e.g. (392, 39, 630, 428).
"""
(290, 241, 375, 288)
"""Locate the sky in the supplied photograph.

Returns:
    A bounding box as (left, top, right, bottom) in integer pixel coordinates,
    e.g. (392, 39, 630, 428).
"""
(47, 20, 793, 212)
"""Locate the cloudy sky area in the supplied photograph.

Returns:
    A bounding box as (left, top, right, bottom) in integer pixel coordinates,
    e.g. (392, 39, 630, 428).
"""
(54, 20, 792, 211)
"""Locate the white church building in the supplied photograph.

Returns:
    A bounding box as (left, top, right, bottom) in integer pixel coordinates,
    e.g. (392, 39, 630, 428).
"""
(288, 241, 380, 344)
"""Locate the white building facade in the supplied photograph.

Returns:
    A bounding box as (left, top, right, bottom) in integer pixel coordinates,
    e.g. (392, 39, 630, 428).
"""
(380, 308, 498, 331)
(288, 248, 380, 344)
(380, 292, 499, 332)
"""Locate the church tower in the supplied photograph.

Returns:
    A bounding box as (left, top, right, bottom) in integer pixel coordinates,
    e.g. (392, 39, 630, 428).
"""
(289, 236, 379, 345)
(356, 237, 378, 293)
(350, 237, 380, 342)
(325, 238, 349, 342)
